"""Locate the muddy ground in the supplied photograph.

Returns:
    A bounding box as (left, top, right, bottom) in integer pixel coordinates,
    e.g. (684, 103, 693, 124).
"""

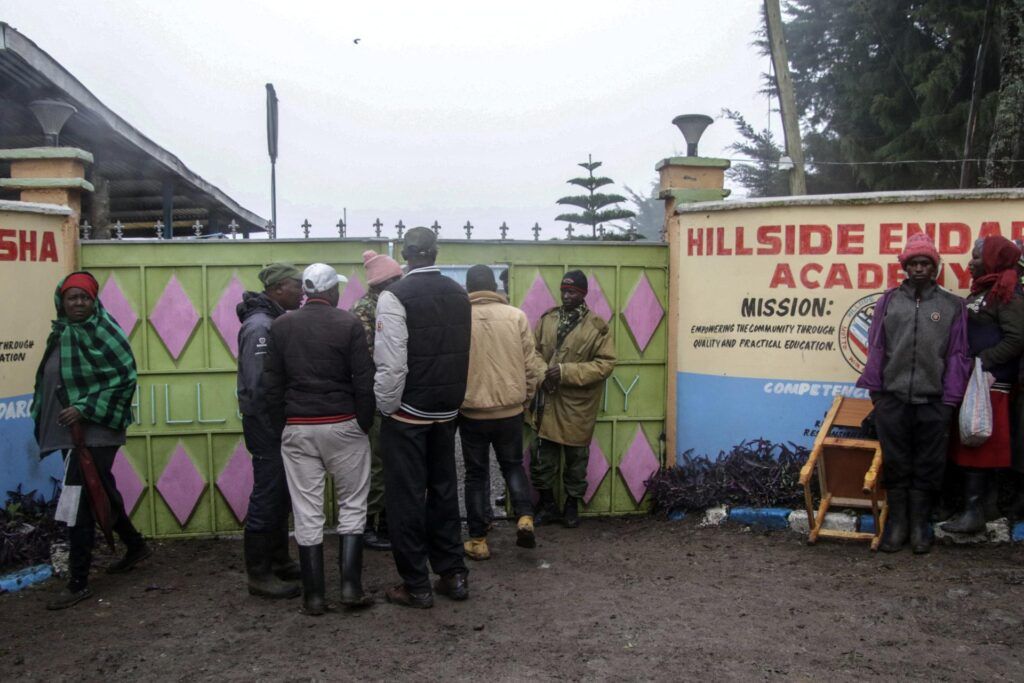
(2, 517, 1023, 681)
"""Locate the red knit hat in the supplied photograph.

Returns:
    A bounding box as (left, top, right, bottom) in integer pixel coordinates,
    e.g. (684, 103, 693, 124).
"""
(60, 271, 99, 299)
(362, 250, 403, 286)
(898, 232, 940, 268)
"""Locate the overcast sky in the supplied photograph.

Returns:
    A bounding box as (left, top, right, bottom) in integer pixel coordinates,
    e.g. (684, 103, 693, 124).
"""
(6, 1, 775, 239)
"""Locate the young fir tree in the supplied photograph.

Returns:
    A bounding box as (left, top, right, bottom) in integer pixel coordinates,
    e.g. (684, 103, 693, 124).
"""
(555, 155, 636, 238)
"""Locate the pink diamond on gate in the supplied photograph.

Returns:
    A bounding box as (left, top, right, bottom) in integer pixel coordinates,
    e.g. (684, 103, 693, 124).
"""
(217, 441, 254, 524)
(619, 427, 660, 504)
(337, 273, 367, 312)
(156, 443, 206, 526)
(622, 273, 664, 352)
(521, 446, 540, 504)
(99, 275, 138, 336)
(584, 273, 613, 323)
(584, 437, 610, 504)
(150, 274, 200, 360)
(519, 273, 557, 330)
(211, 276, 246, 358)
(111, 448, 144, 515)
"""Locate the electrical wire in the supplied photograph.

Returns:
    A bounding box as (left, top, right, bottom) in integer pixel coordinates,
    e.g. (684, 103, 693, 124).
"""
(726, 157, 1024, 167)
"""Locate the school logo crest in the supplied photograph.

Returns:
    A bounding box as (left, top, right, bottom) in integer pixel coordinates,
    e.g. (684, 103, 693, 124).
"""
(838, 293, 883, 374)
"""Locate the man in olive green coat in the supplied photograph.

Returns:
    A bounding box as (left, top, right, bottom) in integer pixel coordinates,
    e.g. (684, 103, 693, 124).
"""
(530, 270, 616, 528)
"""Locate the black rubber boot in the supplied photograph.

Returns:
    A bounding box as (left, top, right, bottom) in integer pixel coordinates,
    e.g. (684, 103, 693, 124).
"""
(244, 531, 300, 599)
(339, 534, 373, 607)
(880, 488, 909, 553)
(940, 470, 987, 535)
(363, 513, 392, 551)
(1010, 473, 1024, 521)
(298, 544, 326, 615)
(270, 525, 302, 581)
(562, 496, 580, 529)
(534, 490, 561, 526)
(909, 489, 935, 555)
(983, 480, 1001, 521)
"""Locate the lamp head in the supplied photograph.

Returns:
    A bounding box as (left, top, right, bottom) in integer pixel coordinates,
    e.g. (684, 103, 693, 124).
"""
(671, 114, 714, 157)
(28, 99, 77, 146)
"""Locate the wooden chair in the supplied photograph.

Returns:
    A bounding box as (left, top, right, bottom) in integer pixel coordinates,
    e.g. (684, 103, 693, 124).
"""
(798, 396, 886, 550)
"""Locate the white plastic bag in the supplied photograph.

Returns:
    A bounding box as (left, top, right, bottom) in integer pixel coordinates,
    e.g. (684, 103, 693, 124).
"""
(959, 357, 994, 447)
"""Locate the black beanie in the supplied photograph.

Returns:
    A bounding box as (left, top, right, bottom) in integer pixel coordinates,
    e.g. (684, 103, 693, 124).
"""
(466, 264, 497, 293)
(560, 269, 587, 294)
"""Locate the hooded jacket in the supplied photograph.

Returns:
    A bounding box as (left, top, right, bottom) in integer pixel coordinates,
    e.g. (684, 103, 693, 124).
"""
(236, 291, 285, 417)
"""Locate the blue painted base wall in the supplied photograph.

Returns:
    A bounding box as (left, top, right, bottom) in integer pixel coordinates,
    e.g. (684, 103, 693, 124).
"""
(676, 372, 869, 462)
(0, 392, 62, 501)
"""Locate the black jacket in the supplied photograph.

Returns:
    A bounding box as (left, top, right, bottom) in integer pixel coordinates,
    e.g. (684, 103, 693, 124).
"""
(262, 300, 375, 432)
(236, 292, 284, 417)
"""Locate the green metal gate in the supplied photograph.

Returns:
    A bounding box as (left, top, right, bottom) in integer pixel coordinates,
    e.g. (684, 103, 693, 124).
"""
(80, 238, 668, 538)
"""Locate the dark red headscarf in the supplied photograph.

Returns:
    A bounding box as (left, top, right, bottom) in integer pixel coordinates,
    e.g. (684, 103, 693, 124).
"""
(59, 271, 99, 299)
(970, 236, 1022, 304)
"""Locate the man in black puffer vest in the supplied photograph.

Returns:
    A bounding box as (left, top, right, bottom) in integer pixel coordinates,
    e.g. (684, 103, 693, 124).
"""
(374, 227, 471, 608)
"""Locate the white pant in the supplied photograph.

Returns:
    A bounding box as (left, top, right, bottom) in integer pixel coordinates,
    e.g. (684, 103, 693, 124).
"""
(280, 420, 371, 546)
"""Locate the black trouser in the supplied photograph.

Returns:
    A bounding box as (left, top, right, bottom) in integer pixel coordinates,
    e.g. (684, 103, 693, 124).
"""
(873, 394, 952, 492)
(242, 415, 292, 534)
(381, 417, 466, 593)
(460, 413, 534, 538)
(66, 446, 143, 588)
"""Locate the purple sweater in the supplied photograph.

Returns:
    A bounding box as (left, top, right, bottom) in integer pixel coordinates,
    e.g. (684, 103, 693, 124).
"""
(855, 285, 971, 406)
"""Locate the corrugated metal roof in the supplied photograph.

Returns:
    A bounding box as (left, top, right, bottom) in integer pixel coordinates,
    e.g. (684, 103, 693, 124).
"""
(0, 22, 267, 234)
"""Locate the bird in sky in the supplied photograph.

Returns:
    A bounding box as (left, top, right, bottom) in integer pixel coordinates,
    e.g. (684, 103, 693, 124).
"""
(353, 38, 361, 44)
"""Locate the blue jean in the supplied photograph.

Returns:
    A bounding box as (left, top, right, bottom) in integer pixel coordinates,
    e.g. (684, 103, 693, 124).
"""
(243, 415, 292, 534)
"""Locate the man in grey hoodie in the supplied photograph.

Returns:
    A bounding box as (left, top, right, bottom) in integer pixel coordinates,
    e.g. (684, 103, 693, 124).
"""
(236, 263, 303, 597)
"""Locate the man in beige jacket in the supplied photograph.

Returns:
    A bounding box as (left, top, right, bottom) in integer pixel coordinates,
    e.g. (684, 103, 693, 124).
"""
(460, 265, 547, 560)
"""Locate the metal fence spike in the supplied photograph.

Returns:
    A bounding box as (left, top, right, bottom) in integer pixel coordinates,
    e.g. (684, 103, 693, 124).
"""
(302, 219, 311, 239)
(227, 219, 239, 238)
(80, 220, 92, 240)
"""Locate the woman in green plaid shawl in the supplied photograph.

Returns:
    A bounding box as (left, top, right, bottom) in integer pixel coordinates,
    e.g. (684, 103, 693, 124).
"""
(32, 271, 150, 610)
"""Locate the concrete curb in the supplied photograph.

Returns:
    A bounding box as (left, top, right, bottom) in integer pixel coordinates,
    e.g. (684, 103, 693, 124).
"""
(0, 564, 53, 593)
(686, 505, 1024, 545)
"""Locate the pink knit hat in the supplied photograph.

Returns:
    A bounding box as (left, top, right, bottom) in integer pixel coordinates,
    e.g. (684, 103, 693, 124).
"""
(898, 232, 941, 267)
(362, 250, 403, 286)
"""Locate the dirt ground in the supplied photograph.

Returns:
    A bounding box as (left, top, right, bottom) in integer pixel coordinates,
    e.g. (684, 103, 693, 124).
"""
(2, 517, 1023, 681)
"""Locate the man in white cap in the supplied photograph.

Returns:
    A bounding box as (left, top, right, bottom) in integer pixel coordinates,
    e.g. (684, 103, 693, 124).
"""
(262, 263, 376, 615)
